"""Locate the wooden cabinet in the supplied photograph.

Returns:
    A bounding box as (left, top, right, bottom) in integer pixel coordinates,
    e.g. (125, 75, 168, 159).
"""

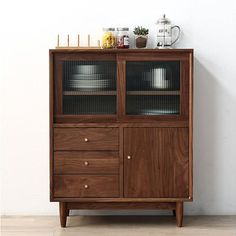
(50, 49, 193, 227)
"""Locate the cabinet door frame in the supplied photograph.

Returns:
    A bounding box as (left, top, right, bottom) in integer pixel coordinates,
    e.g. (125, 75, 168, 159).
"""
(53, 52, 118, 123)
(124, 127, 190, 199)
(117, 52, 192, 122)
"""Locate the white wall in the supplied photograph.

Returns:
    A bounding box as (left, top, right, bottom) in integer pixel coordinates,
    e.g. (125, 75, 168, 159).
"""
(1, 0, 236, 215)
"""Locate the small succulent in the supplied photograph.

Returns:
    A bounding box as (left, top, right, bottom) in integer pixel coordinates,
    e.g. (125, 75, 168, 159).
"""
(133, 26, 149, 36)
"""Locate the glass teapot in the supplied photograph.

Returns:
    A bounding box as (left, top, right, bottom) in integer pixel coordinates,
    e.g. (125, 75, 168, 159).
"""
(156, 14, 181, 48)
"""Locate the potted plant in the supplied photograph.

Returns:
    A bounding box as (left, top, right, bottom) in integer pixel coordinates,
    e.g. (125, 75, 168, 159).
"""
(133, 26, 149, 48)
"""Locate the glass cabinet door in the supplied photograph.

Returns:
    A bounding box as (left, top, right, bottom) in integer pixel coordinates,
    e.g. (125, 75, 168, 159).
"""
(62, 61, 117, 115)
(126, 61, 180, 116)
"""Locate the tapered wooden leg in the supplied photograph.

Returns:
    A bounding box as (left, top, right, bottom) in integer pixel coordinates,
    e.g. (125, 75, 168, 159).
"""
(173, 209, 176, 216)
(176, 202, 183, 227)
(59, 202, 67, 227)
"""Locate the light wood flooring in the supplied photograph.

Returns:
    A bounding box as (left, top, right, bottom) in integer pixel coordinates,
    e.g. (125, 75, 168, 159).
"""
(1, 215, 236, 236)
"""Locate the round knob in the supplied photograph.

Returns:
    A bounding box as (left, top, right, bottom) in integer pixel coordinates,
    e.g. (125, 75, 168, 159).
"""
(84, 184, 89, 189)
(84, 161, 89, 166)
(84, 138, 88, 142)
(127, 155, 131, 160)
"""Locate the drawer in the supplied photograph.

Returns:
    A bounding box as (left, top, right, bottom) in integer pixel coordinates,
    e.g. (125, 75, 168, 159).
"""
(54, 128, 119, 151)
(54, 175, 119, 198)
(54, 151, 119, 174)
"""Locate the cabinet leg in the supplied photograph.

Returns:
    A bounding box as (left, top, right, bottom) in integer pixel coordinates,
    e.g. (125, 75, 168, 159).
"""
(176, 202, 183, 227)
(172, 209, 176, 216)
(59, 202, 67, 227)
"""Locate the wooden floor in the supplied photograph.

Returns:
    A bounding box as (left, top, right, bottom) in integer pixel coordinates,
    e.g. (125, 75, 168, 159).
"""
(1, 216, 236, 236)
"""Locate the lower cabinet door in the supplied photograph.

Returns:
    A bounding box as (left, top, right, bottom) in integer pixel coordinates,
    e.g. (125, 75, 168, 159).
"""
(124, 128, 189, 198)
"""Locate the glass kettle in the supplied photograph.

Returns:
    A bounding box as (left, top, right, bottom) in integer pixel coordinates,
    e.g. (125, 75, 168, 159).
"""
(156, 14, 181, 48)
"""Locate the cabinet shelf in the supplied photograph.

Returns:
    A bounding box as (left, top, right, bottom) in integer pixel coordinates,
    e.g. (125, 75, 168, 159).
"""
(63, 91, 117, 96)
(126, 91, 180, 96)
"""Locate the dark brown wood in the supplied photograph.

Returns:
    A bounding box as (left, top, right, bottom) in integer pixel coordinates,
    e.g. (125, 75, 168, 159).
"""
(53, 197, 192, 202)
(49, 49, 193, 227)
(67, 202, 176, 209)
(54, 175, 119, 198)
(124, 128, 189, 198)
(189, 51, 194, 200)
(54, 128, 119, 151)
(50, 48, 193, 53)
(119, 127, 124, 197)
(176, 202, 183, 227)
(54, 151, 119, 174)
(49, 51, 54, 201)
(59, 202, 67, 227)
(53, 121, 189, 128)
(55, 115, 117, 123)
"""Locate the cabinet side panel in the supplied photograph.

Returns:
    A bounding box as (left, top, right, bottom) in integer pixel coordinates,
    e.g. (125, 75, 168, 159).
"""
(49, 51, 54, 201)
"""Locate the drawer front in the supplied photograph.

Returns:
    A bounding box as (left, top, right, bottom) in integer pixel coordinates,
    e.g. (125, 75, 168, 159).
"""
(54, 151, 119, 174)
(54, 128, 119, 151)
(54, 175, 119, 198)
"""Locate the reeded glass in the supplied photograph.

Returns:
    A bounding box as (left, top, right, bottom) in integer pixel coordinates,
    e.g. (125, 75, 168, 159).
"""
(126, 61, 180, 115)
(63, 61, 116, 115)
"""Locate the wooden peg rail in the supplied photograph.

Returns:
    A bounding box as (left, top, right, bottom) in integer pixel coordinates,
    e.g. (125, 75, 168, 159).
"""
(56, 34, 101, 49)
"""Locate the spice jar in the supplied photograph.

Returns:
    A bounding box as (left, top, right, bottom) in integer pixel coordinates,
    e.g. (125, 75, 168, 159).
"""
(102, 28, 116, 49)
(117, 27, 129, 48)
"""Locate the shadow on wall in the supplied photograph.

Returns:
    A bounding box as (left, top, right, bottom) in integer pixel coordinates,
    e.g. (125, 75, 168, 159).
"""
(185, 58, 236, 215)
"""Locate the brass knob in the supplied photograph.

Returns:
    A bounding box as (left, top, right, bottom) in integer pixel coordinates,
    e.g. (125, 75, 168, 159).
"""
(84, 184, 89, 189)
(84, 138, 88, 142)
(84, 161, 89, 166)
(127, 155, 131, 160)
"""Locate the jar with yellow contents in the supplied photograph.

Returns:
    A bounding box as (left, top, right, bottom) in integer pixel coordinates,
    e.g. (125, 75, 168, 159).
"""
(102, 28, 116, 49)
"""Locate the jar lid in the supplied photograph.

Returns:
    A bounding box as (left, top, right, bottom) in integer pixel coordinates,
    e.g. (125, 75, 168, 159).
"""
(103, 28, 115, 31)
(117, 27, 129, 31)
(156, 14, 171, 24)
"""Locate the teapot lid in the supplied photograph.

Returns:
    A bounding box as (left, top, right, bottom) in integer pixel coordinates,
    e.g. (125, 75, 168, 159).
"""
(156, 14, 171, 24)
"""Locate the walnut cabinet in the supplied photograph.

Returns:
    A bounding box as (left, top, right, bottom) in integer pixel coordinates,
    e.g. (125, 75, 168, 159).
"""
(49, 49, 193, 227)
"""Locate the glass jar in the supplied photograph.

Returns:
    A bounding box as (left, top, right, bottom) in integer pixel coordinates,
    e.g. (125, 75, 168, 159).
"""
(117, 27, 129, 48)
(102, 28, 116, 49)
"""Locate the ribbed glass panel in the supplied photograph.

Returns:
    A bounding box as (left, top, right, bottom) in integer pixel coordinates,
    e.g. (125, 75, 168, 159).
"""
(63, 61, 116, 115)
(126, 61, 180, 116)
(63, 95, 116, 115)
(126, 95, 180, 115)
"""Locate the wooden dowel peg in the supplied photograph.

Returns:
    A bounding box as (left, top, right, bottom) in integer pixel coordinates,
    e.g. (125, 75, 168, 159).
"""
(57, 34, 60, 47)
(78, 34, 80, 47)
(88, 34, 90, 47)
(67, 34, 70, 47)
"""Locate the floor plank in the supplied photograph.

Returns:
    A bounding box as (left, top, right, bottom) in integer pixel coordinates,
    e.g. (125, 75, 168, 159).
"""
(1, 216, 236, 236)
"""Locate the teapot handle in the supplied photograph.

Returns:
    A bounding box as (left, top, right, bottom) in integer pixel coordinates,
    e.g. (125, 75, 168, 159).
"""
(171, 25, 181, 46)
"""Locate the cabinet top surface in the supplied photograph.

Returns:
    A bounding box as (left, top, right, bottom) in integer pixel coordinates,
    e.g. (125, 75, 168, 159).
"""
(50, 48, 193, 54)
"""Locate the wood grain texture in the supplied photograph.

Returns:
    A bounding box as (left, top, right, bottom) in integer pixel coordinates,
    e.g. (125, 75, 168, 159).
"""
(67, 202, 176, 210)
(59, 202, 67, 227)
(53, 197, 192, 202)
(50, 49, 194, 53)
(124, 128, 189, 198)
(54, 128, 119, 151)
(176, 202, 183, 227)
(54, 175, 119, 198)
(54, 151, 119, 174)
(49, 50, 194, 227)
(49, 51, 54, 201)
